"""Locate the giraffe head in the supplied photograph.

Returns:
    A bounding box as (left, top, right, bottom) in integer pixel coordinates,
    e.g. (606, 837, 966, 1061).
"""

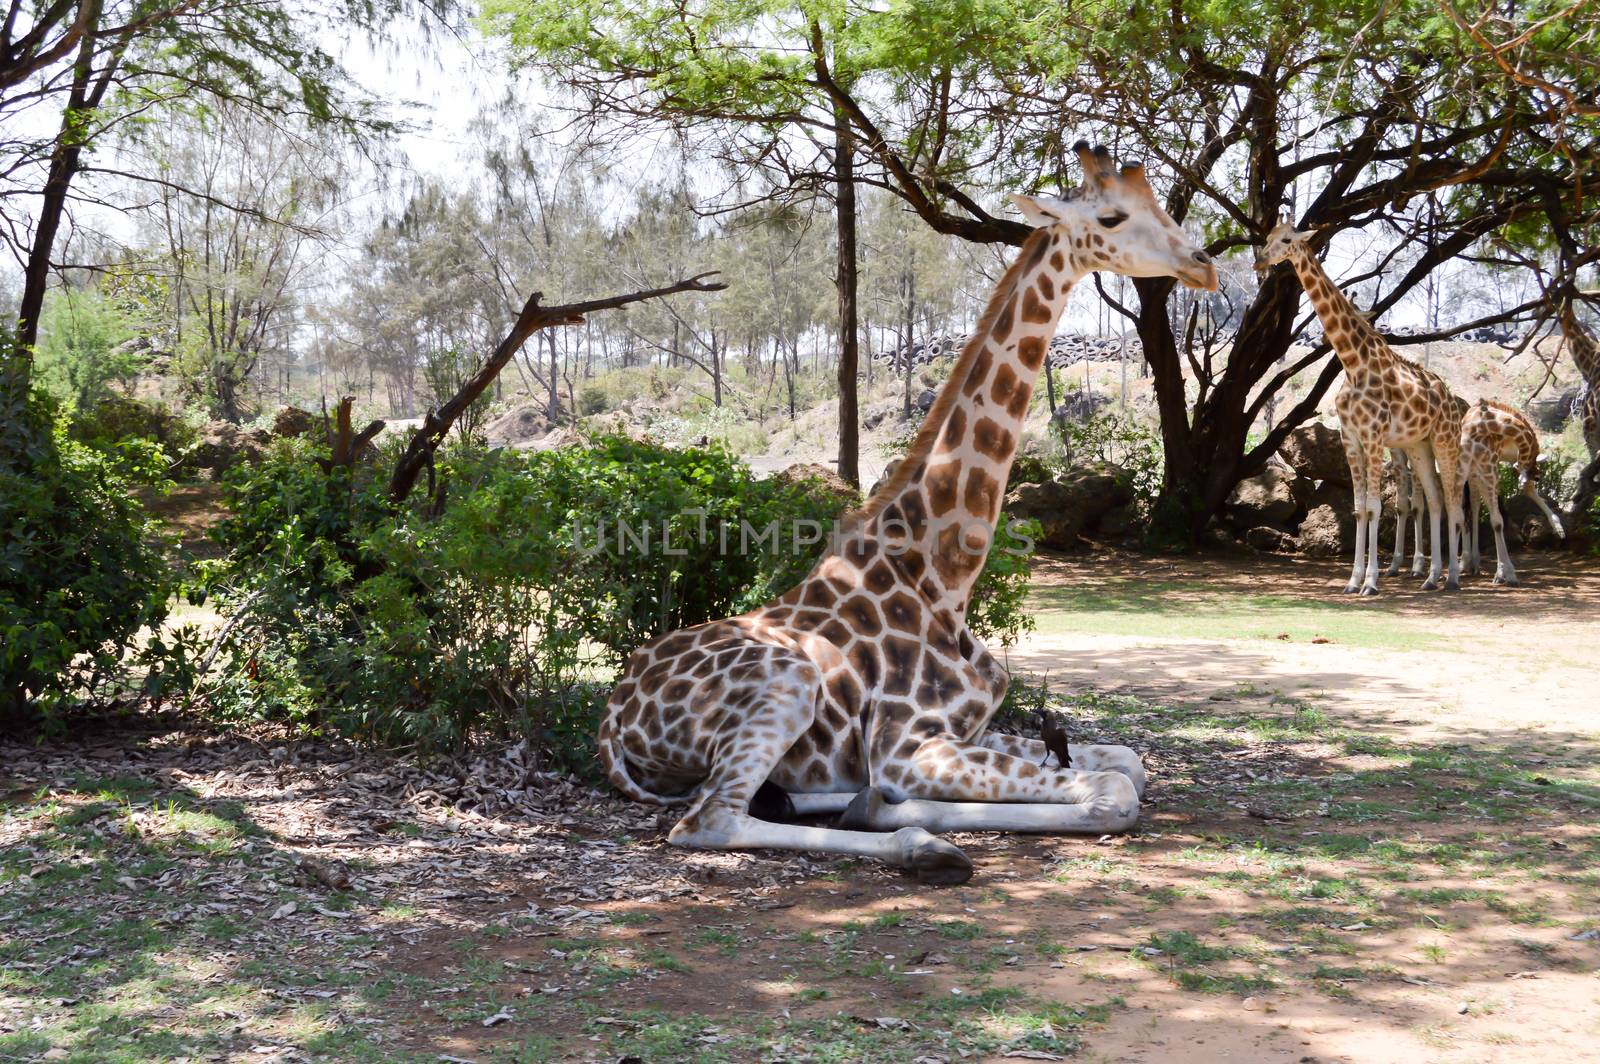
(1256, 216, 1315, 270)
(1010, 142, 1218, 292)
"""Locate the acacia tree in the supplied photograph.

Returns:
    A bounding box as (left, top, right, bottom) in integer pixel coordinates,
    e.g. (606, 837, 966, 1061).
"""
(486, 0, 873, 484)
(0, 0, 442, 402)
(496, 0, 1599, 540)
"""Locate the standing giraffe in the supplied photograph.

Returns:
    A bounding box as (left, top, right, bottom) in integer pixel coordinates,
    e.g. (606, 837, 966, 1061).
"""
(1556, 298, 1600, 457)
(1257, 220, 1465, 594)
(1459, 398, 1565, 585)
(598, 144, 1218, 884)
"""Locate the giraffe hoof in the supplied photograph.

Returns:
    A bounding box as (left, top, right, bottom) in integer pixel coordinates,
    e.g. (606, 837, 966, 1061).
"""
(1420, 578, 1438, 591)
(1445, 578, 1461, 592)
(898, 829, 973, 886)
(836, 787, 888, 831)
(1494, 574, 1517, 587)
(1358, 585, 1379, 597)
(1342, 584, 1360, 595)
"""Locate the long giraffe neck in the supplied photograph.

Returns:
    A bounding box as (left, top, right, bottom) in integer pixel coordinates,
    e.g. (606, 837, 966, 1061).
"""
(856, 229, 1080, 616)
(1286, 243, 1389, 374)
(1560, 309, 1600, 387)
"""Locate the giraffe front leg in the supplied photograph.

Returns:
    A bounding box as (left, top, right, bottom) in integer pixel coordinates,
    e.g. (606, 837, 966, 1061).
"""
(1477, 471, 1517, 585)
(1436, 436, 1464, 591)
(1385, 449, 1409, 576)
(665, 657, 973, 885)
(977, 732, 1146, 798)
(1342, 437, 1370, 594)
(842, 737, 1141, 836)
(1408, 443, 1446, 591)
(1358, 448, 1385, 595)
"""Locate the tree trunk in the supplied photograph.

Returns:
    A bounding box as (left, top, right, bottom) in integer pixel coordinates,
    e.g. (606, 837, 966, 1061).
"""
(834, 112, 860, 488)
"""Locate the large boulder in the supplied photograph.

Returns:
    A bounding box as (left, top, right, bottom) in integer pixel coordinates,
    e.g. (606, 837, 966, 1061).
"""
(1225, 465, 1305, 529)
(1297, 504, 1353, 558)
(1004, 479, 1085, 550)
(1278, 422, 1351, 485)
(185, 421, 269, 477)
(1245, 525, 1296, 553)
(1501, 492, 1564, 548)
(271, 405, 316, 439)
(773, 463, 861, 514)
(1096, 502, 1138, 540)
(484, 404, 554, 447)
(1003, 465, 1134, 550)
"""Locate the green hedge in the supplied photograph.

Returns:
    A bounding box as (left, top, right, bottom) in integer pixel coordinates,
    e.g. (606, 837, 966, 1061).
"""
(202, 435, 1036, 762)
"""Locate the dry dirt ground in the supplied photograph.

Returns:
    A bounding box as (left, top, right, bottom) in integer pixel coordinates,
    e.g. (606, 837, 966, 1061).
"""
(4, 552, 1599, 1064)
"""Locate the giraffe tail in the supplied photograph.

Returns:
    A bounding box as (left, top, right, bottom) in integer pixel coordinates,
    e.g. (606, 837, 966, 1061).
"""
(597, 710, 683, 806)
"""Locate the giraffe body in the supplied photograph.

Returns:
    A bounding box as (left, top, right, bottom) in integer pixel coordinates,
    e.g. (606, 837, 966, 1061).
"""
(1259, 222, 1465, 594)
(1459, 398, 1565, 585)
(600, 145, 1218, 883)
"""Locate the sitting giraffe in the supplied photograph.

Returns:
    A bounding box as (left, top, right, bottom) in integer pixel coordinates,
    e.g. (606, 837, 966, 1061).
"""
(1458, 398, 1565, 585)
(598, 143, 1218, 884)
(1257, 220, 1465, 594)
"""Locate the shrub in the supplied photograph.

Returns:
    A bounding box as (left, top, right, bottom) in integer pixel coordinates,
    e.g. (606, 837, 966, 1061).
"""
(1053, 409, 1163, 516)
(203, 434, 1038, 760)
(0, 391, 178, 724)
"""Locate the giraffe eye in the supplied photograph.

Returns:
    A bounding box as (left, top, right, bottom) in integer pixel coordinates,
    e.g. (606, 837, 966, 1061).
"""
(1097, 211, 1128, 228)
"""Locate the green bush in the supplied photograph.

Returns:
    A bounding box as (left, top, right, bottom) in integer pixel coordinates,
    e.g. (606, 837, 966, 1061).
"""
(203, 434, 1037, 760)
(1, 391, 179, 723)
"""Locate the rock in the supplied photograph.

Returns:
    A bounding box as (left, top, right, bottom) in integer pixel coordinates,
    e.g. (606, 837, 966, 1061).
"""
(1531, 392, 1574, 433)
(915, 388, 937, 414)
(1226, 466, 1303, 529)
(1095, 502, 1138, 540)
(1245, 525, 1296, 553)
(184, 420, 269, 477)
(484, 404, 554, 447)
(773, 463, 861, 514)
(1004, 480, 1086, 551)
(862, 399, 902, 431)
(1003, 465, 1134, 550)
(1278, 422, 1350, 485)
(1297, 504, 1352, 558)
(271, 405, 316, 438)
(1501, 492, 1563, 547)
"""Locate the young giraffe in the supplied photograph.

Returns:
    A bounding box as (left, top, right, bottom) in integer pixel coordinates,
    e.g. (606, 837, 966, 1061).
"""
(1556, 298, 1600, 458)
(1459, 398, 1565, 585)
(1257, 220, 1465, 594)
(598, 144, 1218, 884)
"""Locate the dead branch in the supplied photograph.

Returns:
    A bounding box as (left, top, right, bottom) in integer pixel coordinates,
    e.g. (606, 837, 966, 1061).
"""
(385, 271, 727, 505)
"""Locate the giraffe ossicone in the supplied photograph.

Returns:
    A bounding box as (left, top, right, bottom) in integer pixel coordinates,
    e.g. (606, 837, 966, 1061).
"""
(598, 142, 1216, 885)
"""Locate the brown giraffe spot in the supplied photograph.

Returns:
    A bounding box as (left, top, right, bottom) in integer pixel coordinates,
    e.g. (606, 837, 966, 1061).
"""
(992, 294, 1017, 343)
(882, 590, 921, 633)
(934, 524, 985, 586)
(863, 560, 896, 595)
(927, 623, 958, 658)
(638, 661, 673, 695)
(926, 460, 960, 516)
(1049, 250, 1065, 271)
(898, 549, 927, 583)
(1021, 286, 1052, 324)
(837, 595, 883, 637)
(826, 670, 862, 718)
(1037, 274, 1055, 301)
(847, 641, 881, 689)
(801, 581, 837, 609)
(948, 698, 989, 739)
(1023, 233, 1049, 271)
(788, 732, 816, 762)
(882, 636, 921, 697)
(1017, 335, 1046, 371)
(1006, 382, 1030, 420)
(964, 467, 1000, 518)
(1091, 232, 1105, 247)
(972, 417, 1010, 460)
(963, 347, 994, 396)
(841, 534, 877, 567)
(661, 678, 693, 703)
(917, 655, 961, 705)
(990, 363, 1019, 406)
(942, 406, 968, 449)
(818, 618, 854, 647)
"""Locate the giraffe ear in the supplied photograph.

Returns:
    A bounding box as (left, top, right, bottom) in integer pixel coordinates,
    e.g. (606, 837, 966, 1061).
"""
(1010, 193, 1062, 227)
